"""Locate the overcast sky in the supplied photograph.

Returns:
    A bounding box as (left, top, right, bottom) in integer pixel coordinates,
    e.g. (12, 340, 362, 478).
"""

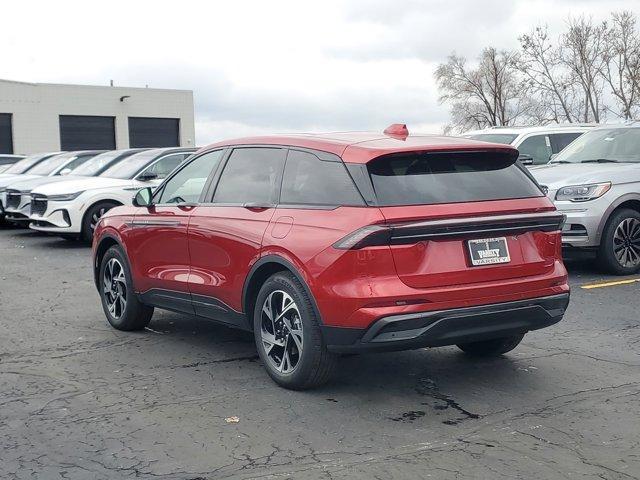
(2, 0, 638, 145)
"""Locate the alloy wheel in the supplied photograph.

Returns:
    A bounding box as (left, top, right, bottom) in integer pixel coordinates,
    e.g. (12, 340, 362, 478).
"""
(91, 207, 108, 231)
(260, 290, 304, 374)
(103, 258, 127, 319)
(613, 217, 640, 268)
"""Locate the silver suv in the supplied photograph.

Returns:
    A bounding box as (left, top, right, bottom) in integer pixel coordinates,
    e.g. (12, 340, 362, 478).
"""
(531, 125, 640, 275)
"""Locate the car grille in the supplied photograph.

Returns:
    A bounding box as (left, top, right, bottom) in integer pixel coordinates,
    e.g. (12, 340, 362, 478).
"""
(5, 190, 21, 209)
(30, 195, 48, 216)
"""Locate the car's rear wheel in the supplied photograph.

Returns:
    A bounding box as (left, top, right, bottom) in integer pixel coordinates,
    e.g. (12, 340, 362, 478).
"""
(99, 245, 154, 331)
(253, 272, 337, 390)
(457, 334, 524, 357)
(598, 208, 640, 275)
(82, 201, 118, 242)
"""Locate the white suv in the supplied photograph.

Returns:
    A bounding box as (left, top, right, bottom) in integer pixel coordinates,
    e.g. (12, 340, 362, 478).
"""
(29, 147, 196, 241)
(464, 125, 594, 165)
(3, 149, 146, 223)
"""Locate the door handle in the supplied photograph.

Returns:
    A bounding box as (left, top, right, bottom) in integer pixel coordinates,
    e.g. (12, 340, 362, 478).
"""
(243, 203, 272, 209)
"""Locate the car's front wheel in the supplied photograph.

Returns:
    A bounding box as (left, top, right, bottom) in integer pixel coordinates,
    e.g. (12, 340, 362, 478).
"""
(598, 208, 640, 275)
(457, 334, 524, 357)
(99, 245, 154, 331)
(253, 272, 338, 390)
(82, 201, 118, 242)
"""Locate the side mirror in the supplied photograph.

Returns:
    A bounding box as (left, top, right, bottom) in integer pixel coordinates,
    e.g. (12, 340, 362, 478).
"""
(133, 187, 153, 207)
(518, 154, 534, 166)
(59, 168, 72, 176)
(137, 172, 158, 182)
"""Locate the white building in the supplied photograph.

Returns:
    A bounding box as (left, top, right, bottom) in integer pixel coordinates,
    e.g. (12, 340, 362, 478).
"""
(0, 79, 195, 154)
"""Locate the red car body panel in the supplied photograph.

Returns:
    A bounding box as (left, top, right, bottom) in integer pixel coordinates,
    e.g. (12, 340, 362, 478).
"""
(187, 205, 276, 313)
(128, 205, 192, 295)
(93, 133, 569, 345)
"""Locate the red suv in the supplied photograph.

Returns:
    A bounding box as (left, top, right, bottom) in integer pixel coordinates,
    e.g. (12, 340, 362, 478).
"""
(92, 126, 569, 389)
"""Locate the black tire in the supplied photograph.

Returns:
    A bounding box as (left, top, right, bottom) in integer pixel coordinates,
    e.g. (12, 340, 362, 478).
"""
(99, 245, 154, 331)
(597, 208, 640, 275)
(457, 334, 524, 357)
(253, 272, 338, 390)
(82, 201, 118, 243)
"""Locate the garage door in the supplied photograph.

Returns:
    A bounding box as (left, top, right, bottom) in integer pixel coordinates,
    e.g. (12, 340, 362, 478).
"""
(0, 113, 13, 154)
(128, 117, 180, 148)
(59, 115, 116, 150)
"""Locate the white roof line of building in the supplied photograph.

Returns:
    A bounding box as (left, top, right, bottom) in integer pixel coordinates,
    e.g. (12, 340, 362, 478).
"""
(0, 78, 192, 93)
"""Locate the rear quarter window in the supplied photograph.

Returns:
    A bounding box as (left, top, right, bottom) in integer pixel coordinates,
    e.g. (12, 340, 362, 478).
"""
(367, 151, 543, 206)
(281, 150, 364, 206)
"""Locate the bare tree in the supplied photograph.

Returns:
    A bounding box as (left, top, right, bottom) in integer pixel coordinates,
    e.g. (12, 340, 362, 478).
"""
(435, 47, 533, 132)
(602, 11, 640, 119)
(436, 11, 640, 131)
(561, 16, 607, 122)
(519, 26, 583, 123)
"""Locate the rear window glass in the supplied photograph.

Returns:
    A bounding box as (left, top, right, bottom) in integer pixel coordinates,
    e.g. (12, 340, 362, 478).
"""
(368, 151, 542, 206)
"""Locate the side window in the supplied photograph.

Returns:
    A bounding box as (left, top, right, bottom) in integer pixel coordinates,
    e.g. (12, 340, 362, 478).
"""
(142, 153, 188, 179)
(158, 151, 223, 204)
(281, 150, 364, 206)
(213, 148, 286, 204)
(549, 133, 582, 153)
(518, 135, 552, 165)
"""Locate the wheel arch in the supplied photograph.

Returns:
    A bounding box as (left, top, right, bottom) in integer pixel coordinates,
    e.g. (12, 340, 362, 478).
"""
(241, 255, 323, 331)
(93, 234, 124, 290)
(81, 198, 124, 233)
(596, 194, 640, 244)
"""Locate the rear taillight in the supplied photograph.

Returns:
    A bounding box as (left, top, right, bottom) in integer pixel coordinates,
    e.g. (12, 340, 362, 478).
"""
(333, 212, 566, 250)
(333, 225, 391, 250)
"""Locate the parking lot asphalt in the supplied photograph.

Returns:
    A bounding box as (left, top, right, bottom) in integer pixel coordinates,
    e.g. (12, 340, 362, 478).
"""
(1, 227, 639, 480)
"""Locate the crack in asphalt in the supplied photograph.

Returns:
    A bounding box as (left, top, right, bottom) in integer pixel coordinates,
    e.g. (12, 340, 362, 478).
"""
(415, 378, 480, 425)
(173, 355, 259, 369)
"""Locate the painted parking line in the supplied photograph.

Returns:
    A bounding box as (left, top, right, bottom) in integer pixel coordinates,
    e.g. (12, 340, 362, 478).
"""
(580, 278, 640, 290)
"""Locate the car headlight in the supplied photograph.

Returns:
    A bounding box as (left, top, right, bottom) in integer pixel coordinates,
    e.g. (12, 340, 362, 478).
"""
(555, 182, 611, 202)
(47, 191, 84, 202)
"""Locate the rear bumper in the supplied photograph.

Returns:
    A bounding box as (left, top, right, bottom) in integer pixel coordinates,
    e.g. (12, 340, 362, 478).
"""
(322, 293, 569, 353)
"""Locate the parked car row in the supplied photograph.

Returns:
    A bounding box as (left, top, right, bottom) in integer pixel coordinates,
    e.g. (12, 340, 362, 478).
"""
(0, 147, 196, 240)
(2, 123, 638, 389)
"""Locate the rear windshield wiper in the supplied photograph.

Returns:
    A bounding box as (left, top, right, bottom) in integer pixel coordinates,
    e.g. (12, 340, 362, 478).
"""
(580, 158, 620, 163)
